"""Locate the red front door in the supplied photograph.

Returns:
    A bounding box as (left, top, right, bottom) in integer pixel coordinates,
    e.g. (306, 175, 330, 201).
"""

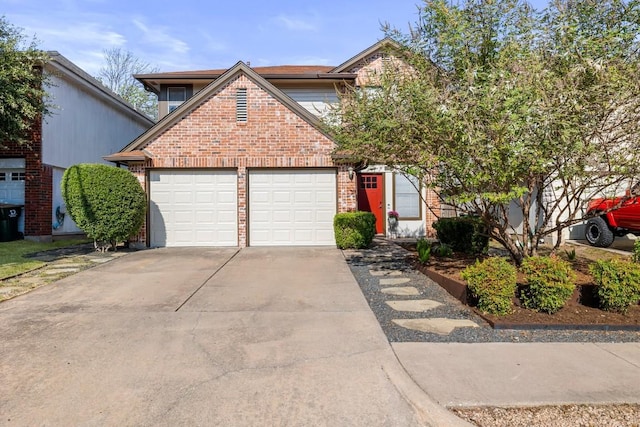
(357, 173, 384, 234)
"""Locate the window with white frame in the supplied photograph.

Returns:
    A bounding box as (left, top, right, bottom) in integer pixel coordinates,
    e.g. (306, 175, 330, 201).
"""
(167, 87, 186, 113)
(394, 172, 421, 219)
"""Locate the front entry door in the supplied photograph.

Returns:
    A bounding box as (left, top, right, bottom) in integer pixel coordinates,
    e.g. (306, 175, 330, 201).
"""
(357, 173, 384, 234)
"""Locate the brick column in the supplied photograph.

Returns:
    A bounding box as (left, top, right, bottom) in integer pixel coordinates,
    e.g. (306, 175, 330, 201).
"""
(237, 165, 247, 247)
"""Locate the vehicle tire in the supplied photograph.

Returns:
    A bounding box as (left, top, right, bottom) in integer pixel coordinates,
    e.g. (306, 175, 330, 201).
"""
(585, 216, 615, 247)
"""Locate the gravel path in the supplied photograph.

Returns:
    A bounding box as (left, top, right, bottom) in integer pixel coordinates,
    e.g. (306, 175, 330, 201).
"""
(343, 239, 640, 343)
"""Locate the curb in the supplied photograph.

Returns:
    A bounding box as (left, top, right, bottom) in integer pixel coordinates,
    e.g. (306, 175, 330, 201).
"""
(383, 349, 474, 427)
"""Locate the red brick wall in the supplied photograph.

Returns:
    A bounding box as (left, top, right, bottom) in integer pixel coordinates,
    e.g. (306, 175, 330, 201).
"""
(130, 74, 358, 247)
(0, 119, 52, 239)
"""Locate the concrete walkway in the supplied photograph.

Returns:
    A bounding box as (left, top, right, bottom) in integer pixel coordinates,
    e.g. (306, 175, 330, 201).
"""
(0, 247, 468, 426)
(394, 342, 640, 408)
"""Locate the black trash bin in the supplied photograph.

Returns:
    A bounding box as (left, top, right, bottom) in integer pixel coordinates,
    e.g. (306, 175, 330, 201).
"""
(0, 204, 23, 242)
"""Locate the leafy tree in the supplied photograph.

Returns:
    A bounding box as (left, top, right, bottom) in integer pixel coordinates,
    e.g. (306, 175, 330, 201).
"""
(61, 164, 146, 252)
(327, 0, 640, 265)
(97, 48, 158, 121)
(0, 16, 50, 147)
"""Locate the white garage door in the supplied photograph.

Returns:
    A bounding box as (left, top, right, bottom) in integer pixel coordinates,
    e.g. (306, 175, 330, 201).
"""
(150, 170, 237, 247)
(249, 169, 336, 246)
(0, 159, 26, 233)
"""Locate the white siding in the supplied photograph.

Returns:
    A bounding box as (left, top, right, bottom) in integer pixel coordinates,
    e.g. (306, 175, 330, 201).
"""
(281, 88, 338, 117)
(42, 72, 151, 168)
(52, 167, 81, 235)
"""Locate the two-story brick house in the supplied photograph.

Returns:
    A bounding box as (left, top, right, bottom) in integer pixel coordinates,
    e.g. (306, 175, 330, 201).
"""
(0, 52, 154, 242)
(106, 39, 439, 247)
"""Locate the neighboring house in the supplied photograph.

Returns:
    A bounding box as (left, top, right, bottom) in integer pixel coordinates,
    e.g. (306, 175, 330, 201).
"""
(106, 39, 439, 248)
(0, 52, 154, 242)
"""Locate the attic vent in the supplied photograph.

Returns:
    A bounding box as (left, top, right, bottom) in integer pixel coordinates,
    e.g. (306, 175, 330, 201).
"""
(236, 88, 247, 122)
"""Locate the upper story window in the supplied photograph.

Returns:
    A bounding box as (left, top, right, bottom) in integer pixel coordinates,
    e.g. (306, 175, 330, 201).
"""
(167, 87, 186, 113)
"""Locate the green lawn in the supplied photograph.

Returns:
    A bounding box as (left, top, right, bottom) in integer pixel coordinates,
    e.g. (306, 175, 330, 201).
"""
(0, 239, 89, 279)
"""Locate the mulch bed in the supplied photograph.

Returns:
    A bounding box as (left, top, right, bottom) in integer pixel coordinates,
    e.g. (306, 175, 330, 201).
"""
(406, 247, 640, 330)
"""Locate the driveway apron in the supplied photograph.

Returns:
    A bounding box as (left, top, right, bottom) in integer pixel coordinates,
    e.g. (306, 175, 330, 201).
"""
(0, 247, 456, 426)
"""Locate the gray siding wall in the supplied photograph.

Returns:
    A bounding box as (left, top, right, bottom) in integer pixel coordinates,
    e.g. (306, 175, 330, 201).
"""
(42, 72, 152, 168)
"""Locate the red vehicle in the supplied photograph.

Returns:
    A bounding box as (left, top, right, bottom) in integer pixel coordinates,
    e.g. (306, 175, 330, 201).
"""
(585, 190, 640, 247)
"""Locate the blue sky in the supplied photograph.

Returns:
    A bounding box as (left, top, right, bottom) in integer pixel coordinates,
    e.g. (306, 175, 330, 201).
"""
(2, 0, 549, 76)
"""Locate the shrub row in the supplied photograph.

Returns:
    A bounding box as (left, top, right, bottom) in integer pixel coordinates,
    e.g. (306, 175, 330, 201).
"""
(432, 216, 489, 255)
(462, 256, 640, 316)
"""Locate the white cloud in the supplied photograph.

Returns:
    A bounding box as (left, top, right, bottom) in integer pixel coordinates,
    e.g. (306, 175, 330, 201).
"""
(132, 18, 190, 55)
(274, 15, 318, 31)
(36, 23, 126, 48)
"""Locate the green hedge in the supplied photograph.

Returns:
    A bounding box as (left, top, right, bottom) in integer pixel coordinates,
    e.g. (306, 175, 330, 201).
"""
(520, 256, 576, 314)
(62, 164, 146, 250)
(333, 212, 376, 249)
(461, 257, 517, 315)
(590, 259, 640, 313)
(432, 216, 489, 254)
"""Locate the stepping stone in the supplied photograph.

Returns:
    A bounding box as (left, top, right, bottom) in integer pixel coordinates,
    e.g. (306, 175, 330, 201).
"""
(88, 258, 111, 263)
(14, 277, 41, 284)
(386, 299, 442, 312)
(381, 287, 421, 296)
(379, 277, 411, 286)
(393, 318, 479, 335)
(41, 268, 79, 275)
(369, 270, 402, 277)
(49, 263, 84, 269)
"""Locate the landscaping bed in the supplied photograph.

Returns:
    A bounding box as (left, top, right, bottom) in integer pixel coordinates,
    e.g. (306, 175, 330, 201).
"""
(400, 242, 640, 330)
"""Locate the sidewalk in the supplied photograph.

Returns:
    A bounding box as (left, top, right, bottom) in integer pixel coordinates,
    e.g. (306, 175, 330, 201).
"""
(394, 342, 640, 408)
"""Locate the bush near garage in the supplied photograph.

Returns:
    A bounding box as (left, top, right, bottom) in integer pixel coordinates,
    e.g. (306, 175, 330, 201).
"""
(432, 216, 489, 255)
(520, 256, 576, 314)
(590, 259, 640, 313)
(62, 164, 146, 252)
(333, 212, 376, 249)
(461, 257, 517, 315)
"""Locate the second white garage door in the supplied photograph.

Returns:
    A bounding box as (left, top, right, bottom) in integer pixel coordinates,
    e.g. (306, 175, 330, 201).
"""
(150, 170, 237, 247)
(249, 169, 336, 246)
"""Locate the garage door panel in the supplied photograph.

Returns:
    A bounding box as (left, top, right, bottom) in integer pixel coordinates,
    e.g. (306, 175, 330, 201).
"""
(316, 190, 334, 203)
(294, 191, 312, 203)
(150, 170, 237, 247)
(249, 170, 336, 246)
(294, 210, 312, 222)
(273, 210, 291, 222)
(273, 191, 291, 203)
(294, 174, 313, 184)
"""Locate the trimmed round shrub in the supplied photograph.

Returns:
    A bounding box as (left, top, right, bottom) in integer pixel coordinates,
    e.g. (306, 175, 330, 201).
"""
(62, 164, 146, 250)
(461, 257, 517, 315)
(590, 259, 640, 313)
(520, 256, 576, 314)
(333, 211, 376, 249)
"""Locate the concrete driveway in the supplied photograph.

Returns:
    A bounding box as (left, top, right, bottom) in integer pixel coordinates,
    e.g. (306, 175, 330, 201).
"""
(0, 247, 464, 426)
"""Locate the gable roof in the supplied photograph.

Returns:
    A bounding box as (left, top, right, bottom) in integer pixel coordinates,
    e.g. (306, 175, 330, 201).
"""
(113, 61, 334, 156)
(331, 37, 402, 74)
(136, 65, 336, 80)
(135, 65, 356, 94)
